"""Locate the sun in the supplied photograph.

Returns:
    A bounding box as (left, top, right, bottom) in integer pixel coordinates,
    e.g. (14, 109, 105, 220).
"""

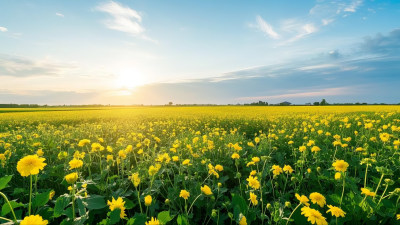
(114, 68, 146, 89)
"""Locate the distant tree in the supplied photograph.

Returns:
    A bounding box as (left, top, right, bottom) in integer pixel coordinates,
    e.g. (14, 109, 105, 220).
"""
(320, 99, 328, 105)
(168, 102, 173, 106)
(313, 102, 320, 106)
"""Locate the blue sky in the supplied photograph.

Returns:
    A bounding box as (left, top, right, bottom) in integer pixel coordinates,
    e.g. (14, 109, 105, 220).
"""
(0, 0, 399, 105)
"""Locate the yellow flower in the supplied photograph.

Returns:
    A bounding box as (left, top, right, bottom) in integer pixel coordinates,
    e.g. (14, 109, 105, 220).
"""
(130, 172, 141, 187)
(272, 165, 283, 176)
(301, 207, 328, 225)
(37, 149, 44, 156)
(361, 188, 376, 197)
(201, 185, 213, 195)
(107, 197, 126, 219)
(69, 158, 83, 170)
(283, 165, 294, 174)
(231, 153, 240, 159)
(17, 155, 47, 177)
(148, 164, 161, 176)
(249, 192, 258, 206)
(334, 172, 341, 180)
(107, 155, 114, 162)
(182, 159, 192, 166)
(68, 186, 73, 191)
(299, 146, 306, 152)
(145, 217, 160, 225)
(65, 172, 78, 184)
(250, 170, 257, 176)
(332, 160, 349, 172)
(326, 205, 346, 218)
(239, 215, 247, 225)
(295, 193, 310, 206)
(311, 146, 321, 153)
(309, 192, 326, 207)
(180, 190, 190, 200)
(78, 139, 90, 147)
(20, 215, 48, 225)
(145, 195, 152, 206)
(246, 175, 260, 189)
(252, 157, 260, 163)
(254, 137, 260, 144)
(379, 133, 390, 142)
(172, 156, 179, 161)
(397, 214, 400, 220)
(49, 190, 55, 200)
(215, 164, 223, 171)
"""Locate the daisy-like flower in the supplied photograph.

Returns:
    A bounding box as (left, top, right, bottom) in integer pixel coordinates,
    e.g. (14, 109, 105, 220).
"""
(107, 197, 126, 219)
(249, 192, 258, 206)
(295, 193, 310, 206)
(271, 165, 283, 176)
(201, 185, 213, 195)
(283, 165, 294, 174)
(145, 195, 152, 206)
(309, 192, 326, 207)
(301, 207, 328, 225)
(179, 190, 190, 200)
(20, 215, 48, 225)
(332, 160, 349, 172)
(239, 215, 247, 225)
(69, 158, 83, 170)
(231, 153, 240, 159)
(145, 217, 160, 225)
(246, 175, 260, 189)
(361, 188, 376, 197)
(65, 172, 78, 184)
(326, 205, 346, 218)
(17, 155, 47, 177)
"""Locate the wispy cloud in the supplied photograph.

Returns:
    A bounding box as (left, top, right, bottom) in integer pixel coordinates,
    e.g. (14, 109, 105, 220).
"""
(96, 1, 155, 42)
(254, 15, 279, 39)
(0, 26, 7, 32)
(0, 54, 74, 77)
(55, 12, 64, 17)
(344, 0, 363, 13)
(298, 63, 337, 71)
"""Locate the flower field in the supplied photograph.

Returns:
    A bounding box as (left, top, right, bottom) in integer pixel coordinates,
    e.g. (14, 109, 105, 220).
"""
(0, 106, 400, 225)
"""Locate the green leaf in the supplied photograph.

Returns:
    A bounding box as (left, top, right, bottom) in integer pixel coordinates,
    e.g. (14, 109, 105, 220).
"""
(124, 198, 135, 210)
(54, 195, 71, 218)
(158, 211, 174, 224)
(76, 198, 86, 216)
(127, 213, 147, 225)
(232, 194, 247, 222)
(109, 209, 121, 225)
(0, 176, 12, 191)
(33, 190, 51, 208)
(177, 214, 189, 225)
(1, 201, 24, 216)
(83, 195, 107, 210)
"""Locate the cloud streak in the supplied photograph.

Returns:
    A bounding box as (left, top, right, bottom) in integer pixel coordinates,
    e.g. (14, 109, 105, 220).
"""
(96, 1, 155, 42)
(254, 16, 279, 39)
(0, 26, 7, 32)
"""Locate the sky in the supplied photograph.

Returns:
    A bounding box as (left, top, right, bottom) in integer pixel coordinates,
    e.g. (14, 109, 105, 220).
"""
(0, 0, 399, 105)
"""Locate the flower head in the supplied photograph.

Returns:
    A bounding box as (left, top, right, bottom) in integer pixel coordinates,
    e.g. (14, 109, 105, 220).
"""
(326, 205, 346, 218)
(295, 193, 310, 206)
(283, 165, 294, 174)
(246, 175, 260, 189)
(69, 158, 83, 170)
(201, 185, 213, 195)
(17, 155, 47, 177)
(107, 197, 126, 219)
(332, 160, 349, 172)
(309, 192, 326, 207)
(249, 192, 258, 206)
(361, 188, 376, 197)
(20, 215, 48, 225)
(146, 217, 160, 225)
(179, 189, 190, 200)
(65, 172, 78, 184)
(130, 172, 141, 188)
(231, 153, 240, 159)
(145, 195, 152, 206)
(301, 207, 328, 225)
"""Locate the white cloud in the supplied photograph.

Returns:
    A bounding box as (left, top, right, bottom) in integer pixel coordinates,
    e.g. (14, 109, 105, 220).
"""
(322, 18, 334, 26)
(56, 12, 64, 17)
(344, 0, 363, 13)
(0, 26, 8, 32)
(96, 1, 145, 36)
(254, 15, 279, 39)
(298, 64, 337, 71)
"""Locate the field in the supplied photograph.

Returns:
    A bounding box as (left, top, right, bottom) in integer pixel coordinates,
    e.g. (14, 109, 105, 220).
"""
(0, 106, 400, 225)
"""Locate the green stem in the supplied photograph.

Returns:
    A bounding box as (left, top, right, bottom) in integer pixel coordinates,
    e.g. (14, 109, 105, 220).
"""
(286, 203, 301, 225)
(136, 189, 143, 213)
(364, 164, 368, 188)
(0, 192, 17, 222)
(373, 174, 384, 200)
(188, 194, 202, 213)
(29, 175, 32, 215)
(0, 216, 13, 222)
(72, 187, 75, 220)
(376, 184, 389, 208)
(340, 172, 346, 206)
